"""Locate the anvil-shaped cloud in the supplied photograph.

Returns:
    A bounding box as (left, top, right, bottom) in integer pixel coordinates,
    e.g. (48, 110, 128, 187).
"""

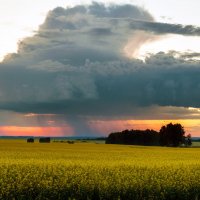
(0, 3, 200, 135)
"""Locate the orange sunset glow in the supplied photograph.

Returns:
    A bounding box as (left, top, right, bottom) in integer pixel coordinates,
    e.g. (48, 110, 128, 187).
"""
(0, 126, 74, 137)
(1, 119, 200, 137)
(89, 119, 200, 136)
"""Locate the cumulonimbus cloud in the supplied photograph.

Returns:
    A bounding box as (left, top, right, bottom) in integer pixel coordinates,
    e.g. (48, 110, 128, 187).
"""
(0, 2, 200, 133)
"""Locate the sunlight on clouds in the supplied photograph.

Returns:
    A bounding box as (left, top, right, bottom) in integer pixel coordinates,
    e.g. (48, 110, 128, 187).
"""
(1, 0, 200, 61)
(188, 107, 200, 112)
(188, 107, 200, 117)
(24, 113, 58, 117)
(137, 35, 200, 60)
(123, 31, 159, 59)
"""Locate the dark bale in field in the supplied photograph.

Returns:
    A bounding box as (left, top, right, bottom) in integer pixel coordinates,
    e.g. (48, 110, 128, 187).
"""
(27, 138, 34, 143)
(39, 137, 51, 143)
(67, 141, 74, 144)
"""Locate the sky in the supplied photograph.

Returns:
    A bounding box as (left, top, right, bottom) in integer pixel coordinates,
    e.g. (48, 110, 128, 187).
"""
(0, 0, 200, 136)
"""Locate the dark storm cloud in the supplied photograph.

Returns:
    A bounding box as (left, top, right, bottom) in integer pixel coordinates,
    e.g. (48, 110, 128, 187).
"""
(129, 20, 200, 36)
(179, 52, 200, 59)
(1, 53, 200, 116)
(89, 28, 112, 36)
(0, 2, 200, 121)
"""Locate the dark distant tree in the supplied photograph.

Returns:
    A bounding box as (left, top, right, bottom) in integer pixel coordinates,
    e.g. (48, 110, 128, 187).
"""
(159, 123, 185, 147)
(159, 125, 167, 146)
(184, 134, 192, 147)
(106, 129, 160, 146)
(27, 138, 34, 143)
(106, 123, 190, 147)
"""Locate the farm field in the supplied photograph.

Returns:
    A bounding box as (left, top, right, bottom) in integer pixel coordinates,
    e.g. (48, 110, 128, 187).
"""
(0, 140, 200, 199)
(192, 141, 200, 147)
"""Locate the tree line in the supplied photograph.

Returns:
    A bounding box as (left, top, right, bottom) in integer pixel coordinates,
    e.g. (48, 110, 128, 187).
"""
(106, 123, 192, 147)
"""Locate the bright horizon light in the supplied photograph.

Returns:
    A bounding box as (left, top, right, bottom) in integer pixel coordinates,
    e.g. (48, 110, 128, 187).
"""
(1, 119, 200, 137)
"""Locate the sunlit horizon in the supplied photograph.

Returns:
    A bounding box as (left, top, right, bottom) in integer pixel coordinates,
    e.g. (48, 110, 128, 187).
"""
(1, 119, 200, 137)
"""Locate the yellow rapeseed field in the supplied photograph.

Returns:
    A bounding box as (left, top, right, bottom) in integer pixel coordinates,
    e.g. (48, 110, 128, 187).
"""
(0, 140, 200, 199)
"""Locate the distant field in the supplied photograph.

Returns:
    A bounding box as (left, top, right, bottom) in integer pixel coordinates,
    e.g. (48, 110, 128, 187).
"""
(192, 141, 200, 147)
(0, 140, 200, 199)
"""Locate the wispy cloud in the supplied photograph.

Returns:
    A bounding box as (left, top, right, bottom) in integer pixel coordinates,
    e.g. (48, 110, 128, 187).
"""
(129, 20, 200, 36)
